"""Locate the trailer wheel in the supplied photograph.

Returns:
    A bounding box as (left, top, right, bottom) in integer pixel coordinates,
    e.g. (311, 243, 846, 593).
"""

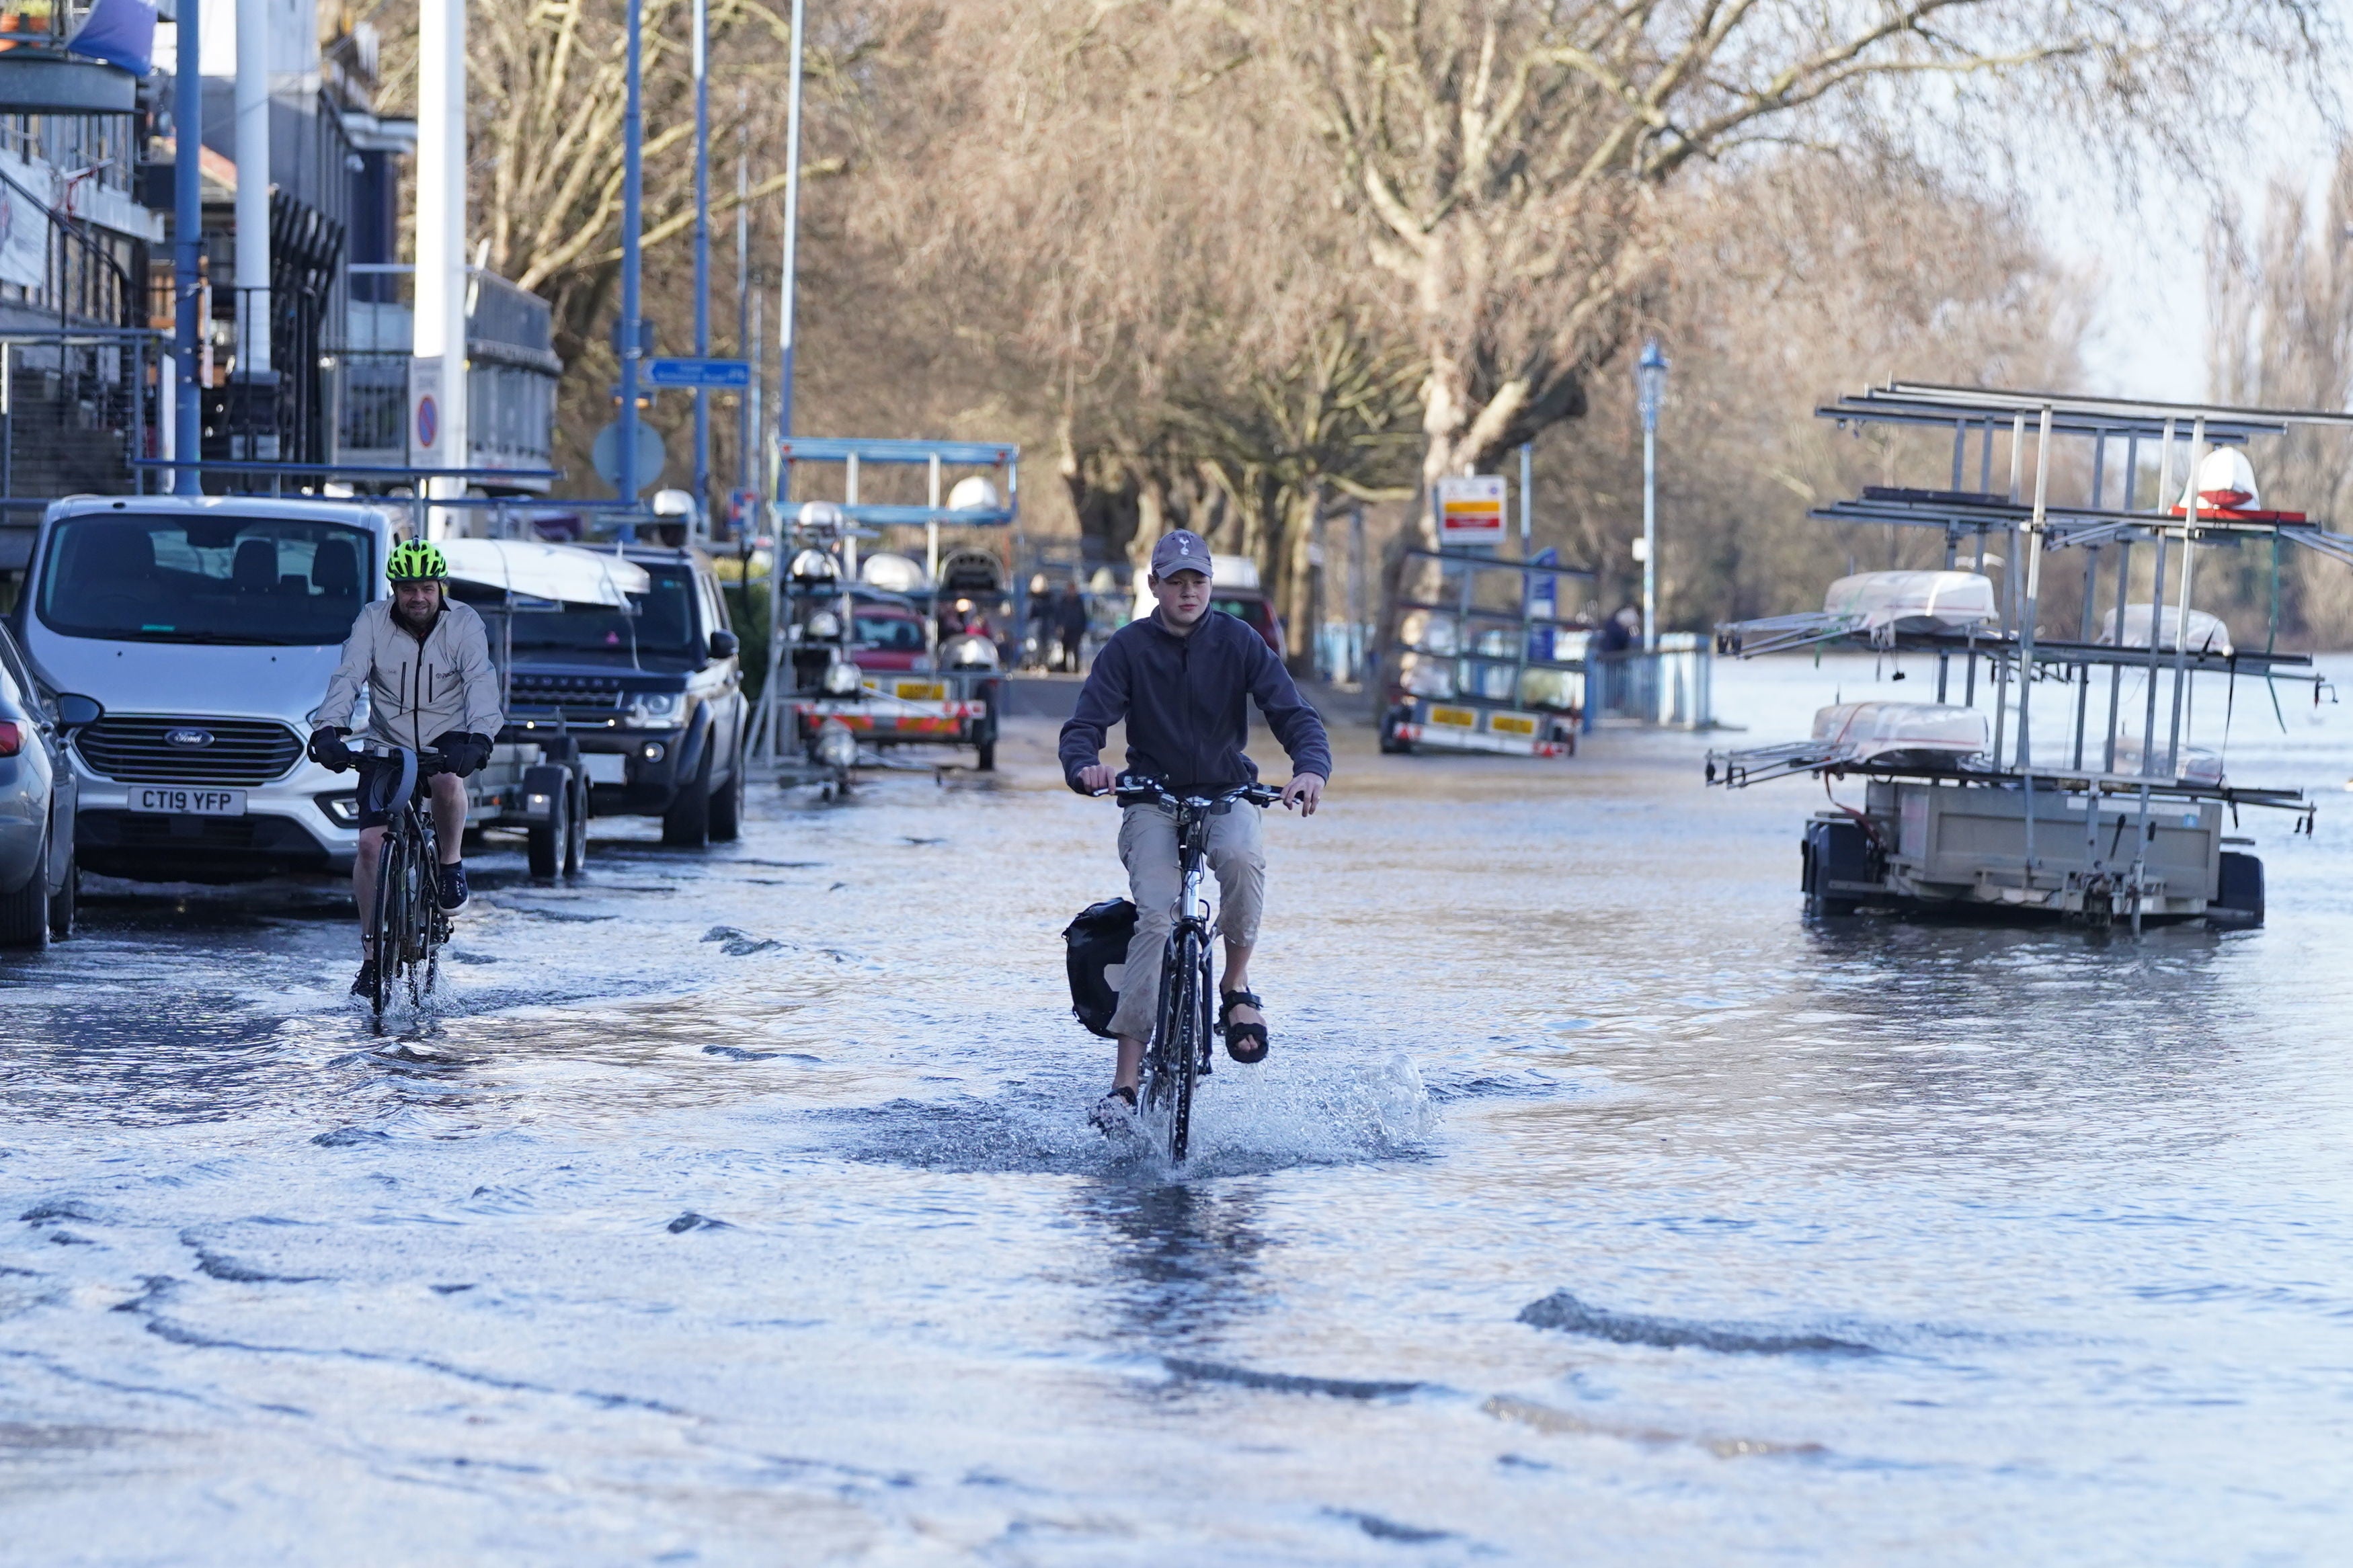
(527, 782, 569, 878)
(976, 739, 997, 772)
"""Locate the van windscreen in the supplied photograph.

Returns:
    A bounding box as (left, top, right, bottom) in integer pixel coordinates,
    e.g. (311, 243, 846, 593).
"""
(37, 514, 375, 646)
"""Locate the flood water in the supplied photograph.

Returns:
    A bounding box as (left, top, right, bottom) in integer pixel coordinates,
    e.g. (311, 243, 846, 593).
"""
(5, 655, 2352, 1564)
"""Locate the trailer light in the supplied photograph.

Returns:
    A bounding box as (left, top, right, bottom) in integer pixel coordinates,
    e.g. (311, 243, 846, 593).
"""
(0, 721, 18, 757)
(640, 741, 666, 761)
(525, 792, 551, 810)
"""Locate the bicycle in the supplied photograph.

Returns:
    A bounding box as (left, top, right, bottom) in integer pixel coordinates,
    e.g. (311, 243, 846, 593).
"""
(356, 743, 454, 1024)
(1107, 773, 1280, 1161)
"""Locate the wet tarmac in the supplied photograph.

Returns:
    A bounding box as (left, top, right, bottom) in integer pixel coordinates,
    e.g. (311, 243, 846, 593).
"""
(5, 655, 2353, 1563)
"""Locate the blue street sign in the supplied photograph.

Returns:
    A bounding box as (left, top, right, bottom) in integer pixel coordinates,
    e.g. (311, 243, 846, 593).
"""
(646, 356, 751, 390)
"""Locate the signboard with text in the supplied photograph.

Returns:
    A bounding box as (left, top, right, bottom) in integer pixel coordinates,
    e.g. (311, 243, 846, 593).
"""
(1436, 474, 1507, 548)
(647, 357, 752, 390)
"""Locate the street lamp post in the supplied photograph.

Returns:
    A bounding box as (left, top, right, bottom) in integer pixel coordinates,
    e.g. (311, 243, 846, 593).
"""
(775, 0, 807, 458)
(618, 0, 647, 515)
(1636, 339, 1668, 653)
(691, 0, 711, 537)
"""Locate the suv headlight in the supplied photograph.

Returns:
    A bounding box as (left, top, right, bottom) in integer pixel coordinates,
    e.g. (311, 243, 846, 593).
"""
(627, 692, 688, 729)
(820, 660, 863, 696)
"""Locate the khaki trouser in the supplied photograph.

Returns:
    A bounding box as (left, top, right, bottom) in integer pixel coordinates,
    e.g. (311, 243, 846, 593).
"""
(1109, 800, 1266, 1040)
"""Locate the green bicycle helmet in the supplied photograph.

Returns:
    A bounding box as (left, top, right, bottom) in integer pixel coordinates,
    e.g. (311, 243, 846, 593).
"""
(387, 540, 448, 581)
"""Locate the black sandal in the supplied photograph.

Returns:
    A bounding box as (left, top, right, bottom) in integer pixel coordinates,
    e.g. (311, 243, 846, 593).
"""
(1219, 990, 1269, 1064)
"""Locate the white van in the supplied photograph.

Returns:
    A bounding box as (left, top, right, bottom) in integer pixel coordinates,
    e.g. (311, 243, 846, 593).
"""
(9, 495, 404, 881)
(11, 497, 605, 884)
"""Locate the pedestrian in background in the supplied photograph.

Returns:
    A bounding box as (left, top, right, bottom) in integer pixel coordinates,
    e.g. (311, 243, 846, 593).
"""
(1055, 585, 1090, 672)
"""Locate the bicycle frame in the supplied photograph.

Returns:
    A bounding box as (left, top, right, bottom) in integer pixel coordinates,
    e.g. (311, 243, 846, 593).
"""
(358, 745, 450, 1022)
(1115, 776, 1279, 1161)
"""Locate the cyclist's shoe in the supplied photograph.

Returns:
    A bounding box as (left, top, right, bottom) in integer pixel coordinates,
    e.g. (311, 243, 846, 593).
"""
(350, 955, 378, 998)
(1220, 990, 1269, 1063)
(1088, 1085, 1138, 1137)
(435, 860, 469, 912)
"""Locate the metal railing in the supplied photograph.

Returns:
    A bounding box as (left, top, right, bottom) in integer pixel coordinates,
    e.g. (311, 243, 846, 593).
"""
(1588, 633, 1713, 729)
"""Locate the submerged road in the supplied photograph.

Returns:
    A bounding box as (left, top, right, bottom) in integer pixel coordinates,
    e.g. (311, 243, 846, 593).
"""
(4, 655, 2352, 1564)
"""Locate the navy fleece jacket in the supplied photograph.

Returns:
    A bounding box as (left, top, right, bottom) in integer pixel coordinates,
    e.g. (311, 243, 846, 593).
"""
(1058, 610, 1332, 793)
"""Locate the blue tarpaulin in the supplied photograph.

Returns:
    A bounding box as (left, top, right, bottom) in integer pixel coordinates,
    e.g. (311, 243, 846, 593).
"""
(67, 0, 157, 76)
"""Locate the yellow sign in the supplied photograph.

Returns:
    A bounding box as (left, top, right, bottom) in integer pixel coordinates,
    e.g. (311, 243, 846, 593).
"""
(1488, 712, 1538, 736)
(895, 681, 947, 701)
(1428, 706, 1477, 728)
(1435, 475, 1507, 546)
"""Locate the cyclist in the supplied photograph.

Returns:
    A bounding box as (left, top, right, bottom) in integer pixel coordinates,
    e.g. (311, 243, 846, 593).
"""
(306, 540, 503, 997)
(1059, 530, 1330, 1132)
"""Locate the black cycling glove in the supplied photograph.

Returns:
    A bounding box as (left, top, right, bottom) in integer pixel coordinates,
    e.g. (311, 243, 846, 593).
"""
(432, 730, 495, 777)
(308, 727, 353, 772)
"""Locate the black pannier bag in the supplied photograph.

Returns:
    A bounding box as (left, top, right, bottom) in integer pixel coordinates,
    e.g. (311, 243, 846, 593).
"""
(1063, 897, 1137, 1038)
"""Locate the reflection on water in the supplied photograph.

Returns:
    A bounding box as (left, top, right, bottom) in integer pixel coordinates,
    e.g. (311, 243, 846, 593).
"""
(3, 659, 2352, 1563)
(1076, 1180, 1271, 1352)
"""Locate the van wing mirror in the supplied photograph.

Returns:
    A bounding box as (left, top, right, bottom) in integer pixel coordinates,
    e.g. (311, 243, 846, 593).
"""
(52, 693, 102, 731)
(708, 629, 740, 661)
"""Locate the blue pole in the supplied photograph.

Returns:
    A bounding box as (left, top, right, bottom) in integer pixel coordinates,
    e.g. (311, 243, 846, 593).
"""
(692, 0, 711, 532)
(618, 0, 645, 520)
(173, 0, 202, 494)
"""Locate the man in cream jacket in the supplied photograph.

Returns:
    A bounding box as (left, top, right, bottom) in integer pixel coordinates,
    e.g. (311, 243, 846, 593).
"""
(308, 540, 504, 996)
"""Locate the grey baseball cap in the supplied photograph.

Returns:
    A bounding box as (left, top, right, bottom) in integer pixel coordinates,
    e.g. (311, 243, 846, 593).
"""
(1150, 530, 1213, 579)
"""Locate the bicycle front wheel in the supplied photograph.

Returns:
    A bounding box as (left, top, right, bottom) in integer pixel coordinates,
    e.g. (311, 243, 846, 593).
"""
(369, 829, 405, 1018)
(1164, 929, 1206, 1163)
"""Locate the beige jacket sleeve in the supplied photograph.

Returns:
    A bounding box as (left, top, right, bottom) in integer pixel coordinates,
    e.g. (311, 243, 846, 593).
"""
(314, 600, 385, 734)
(448, 602, 506, 737)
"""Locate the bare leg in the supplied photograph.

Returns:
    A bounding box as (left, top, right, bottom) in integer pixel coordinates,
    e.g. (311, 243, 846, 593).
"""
(428, 773, 467, 864)
(1222, 940, 1262, 1033)
(1116, 941, 1259, 1090)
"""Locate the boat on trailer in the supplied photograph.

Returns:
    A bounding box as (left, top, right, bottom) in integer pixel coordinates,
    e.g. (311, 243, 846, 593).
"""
(1708, 383, 2353, 929)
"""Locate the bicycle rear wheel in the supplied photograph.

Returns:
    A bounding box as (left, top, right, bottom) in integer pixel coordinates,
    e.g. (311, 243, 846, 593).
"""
(409, 823, 439, 1005)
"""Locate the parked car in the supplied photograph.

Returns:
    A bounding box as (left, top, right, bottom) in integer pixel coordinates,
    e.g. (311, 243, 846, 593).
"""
(13, 496, 405, 882)
(13, 498, 602, 886)
(0, 618, 89, 946)
(849, 602, 931, 674)
(491, 544, 748, 847)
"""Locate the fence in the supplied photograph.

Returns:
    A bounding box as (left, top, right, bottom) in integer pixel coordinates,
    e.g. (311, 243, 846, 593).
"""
(1588, 634, 1713, 728)
(0, 327, 162, 570)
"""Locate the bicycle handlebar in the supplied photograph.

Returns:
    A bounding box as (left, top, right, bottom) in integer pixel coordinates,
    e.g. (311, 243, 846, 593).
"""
(356, 741, 454, 775)
(1097, 774, 1283, 811)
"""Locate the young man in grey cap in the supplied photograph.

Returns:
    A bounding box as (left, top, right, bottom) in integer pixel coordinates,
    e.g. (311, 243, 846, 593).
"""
(1060, 530, 1330, 1132)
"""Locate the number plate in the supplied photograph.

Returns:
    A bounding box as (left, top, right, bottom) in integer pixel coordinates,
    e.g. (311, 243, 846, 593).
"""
(1427, 705, 1477, 729)
(895, 680, 946, 701)
(581, 753, 629, 784)
(1488, 711, 1538, 736)
(131, 786, 245, 816)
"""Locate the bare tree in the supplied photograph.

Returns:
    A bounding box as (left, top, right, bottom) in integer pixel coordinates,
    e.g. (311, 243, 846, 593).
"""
(1226, 0, 2334, 540)
(2208, 147, 2353, 643)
